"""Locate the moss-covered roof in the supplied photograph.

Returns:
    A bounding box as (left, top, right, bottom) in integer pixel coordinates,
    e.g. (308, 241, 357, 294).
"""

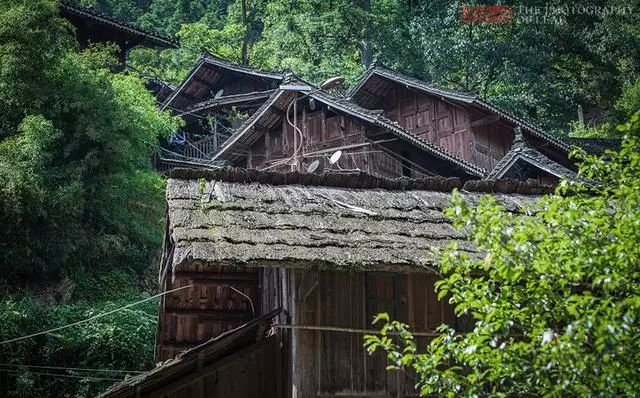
(162, 168, 546, 276)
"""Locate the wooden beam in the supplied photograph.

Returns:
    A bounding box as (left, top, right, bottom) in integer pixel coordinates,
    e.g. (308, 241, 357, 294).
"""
(274, 324, 440, 337)
(470, 114, 500, 128)
(165, 308, 254, 320)
(149, 340, 272, 397)
(174, 271, 258, 282)
(191, 74, 220, 87)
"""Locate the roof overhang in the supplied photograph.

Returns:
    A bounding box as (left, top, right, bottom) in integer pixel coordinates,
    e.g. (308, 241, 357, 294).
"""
(486, 143, 578, 181)
(60, 1, 178, 49)
(99, 309, 281, 398)
(157, 168, 549, 275)
(161, 53, 283, 111)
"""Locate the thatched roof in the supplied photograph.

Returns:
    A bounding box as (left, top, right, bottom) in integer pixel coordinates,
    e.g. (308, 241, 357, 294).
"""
(162, 168, 545, 277)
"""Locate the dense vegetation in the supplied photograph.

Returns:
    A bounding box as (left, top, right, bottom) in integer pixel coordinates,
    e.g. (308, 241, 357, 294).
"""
(0, 0, 638, 397)
(366, 117, 640, 395)
(0, 0, 179, 396)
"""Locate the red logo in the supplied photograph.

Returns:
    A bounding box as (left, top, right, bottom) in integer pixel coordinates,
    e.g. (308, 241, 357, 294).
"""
(461, 5, 513, 24)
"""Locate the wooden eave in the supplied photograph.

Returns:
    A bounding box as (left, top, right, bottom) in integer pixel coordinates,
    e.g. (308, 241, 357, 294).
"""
(161, 53, 284, 112)
(60, 1, 177, 49)
(98, 309, 280, 398)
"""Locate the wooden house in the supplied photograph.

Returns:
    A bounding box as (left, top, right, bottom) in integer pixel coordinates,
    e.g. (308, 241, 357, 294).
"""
(349, 63, 576, 185)
(210, 87, 486, 180)
(485, 128, 578, 184)
(60, 1, 177, 68)
(157, 55, 609, 184)
(127, 168, 546, 398)
(157, 53, 284, 170)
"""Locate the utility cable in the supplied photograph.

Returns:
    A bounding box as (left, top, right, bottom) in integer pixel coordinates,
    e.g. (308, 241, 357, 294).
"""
(0, 285, 193, 346)
(0, 363, 143, 375)
(0, 368, 120, 382)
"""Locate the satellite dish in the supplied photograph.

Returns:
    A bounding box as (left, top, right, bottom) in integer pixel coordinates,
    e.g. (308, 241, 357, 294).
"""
(214, 89, 224, 99)
(307, 160, 320, 173)
(329, 150, 342, 165)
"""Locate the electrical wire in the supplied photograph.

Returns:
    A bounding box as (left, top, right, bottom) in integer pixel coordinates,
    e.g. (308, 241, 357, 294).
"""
(0, 284, 193, 346)
(229, 286, 255, 317)
(0, 363, 143, 375)
(0, 368, 120, 382)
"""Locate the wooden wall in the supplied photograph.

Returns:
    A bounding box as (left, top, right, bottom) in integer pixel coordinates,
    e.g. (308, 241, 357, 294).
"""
(146, 337, 281, 398)
(261, 268, 456, 398)
(158, 264, 458, 396)
(156, 264, 261, 361)
(248, 105, 425, 178)
(379, 85, 513, 171)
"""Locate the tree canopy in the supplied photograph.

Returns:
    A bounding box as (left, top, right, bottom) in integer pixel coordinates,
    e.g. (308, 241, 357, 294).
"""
(0, 1, 179, 396)
(88, 0, 640, 134)
(0, 0, 180, 278)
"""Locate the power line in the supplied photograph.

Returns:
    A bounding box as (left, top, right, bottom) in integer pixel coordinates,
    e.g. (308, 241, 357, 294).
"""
(0, 368, 120, 382)
(0, 285, 193, 346)
(0, 363, 143, 375)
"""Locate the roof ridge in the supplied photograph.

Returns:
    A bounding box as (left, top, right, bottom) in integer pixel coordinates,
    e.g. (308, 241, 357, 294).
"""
(169, 167, 552, 195)
(373, 65, 477, 99)
(202, 51, 285, 79)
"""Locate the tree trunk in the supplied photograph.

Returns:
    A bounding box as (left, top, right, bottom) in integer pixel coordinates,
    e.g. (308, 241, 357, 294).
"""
(360, 0, 373, 68)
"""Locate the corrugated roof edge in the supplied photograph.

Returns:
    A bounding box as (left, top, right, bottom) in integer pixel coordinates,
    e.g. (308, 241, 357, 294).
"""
(169, 167, 555, 195)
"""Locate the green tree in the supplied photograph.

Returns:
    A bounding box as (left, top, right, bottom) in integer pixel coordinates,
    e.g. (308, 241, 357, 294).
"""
(365, 115, 640, 396)
(0, 0, 180, 278)
(0, 1, 180, 396)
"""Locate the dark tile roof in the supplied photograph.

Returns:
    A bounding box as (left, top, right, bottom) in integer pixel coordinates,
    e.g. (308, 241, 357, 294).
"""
(98, 309, 280, 398)
(161, 53, 284, 111)
(60, 1, 178, 48)
(161, 168, 546, 274)
(350, 64, 572, 153)
(201, 52, 284, 80)
(487, 133, 578, 180)
(212, 88, 488, 177)
(211, 89, 295, 163)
